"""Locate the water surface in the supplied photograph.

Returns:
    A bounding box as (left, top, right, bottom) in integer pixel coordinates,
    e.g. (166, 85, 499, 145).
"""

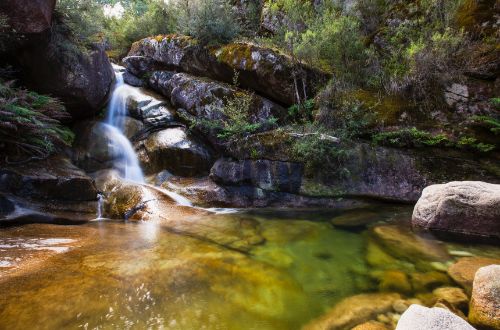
(0, 206, 498, 330)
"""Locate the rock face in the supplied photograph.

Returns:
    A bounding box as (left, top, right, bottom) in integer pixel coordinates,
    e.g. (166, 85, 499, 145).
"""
(412, 181, 500, 241)
(303, 293, 401, 330)
(395, 305, 475, 330)
(469, 265, 500, 329)
(447, 257, 500, 294)
(0, 0, 56, 33)
(126, 35, 330, 106)
(210, 159, 303, 193)
(0, 156, 97, 202)
(148, 71, 286, 128)
(137, 127, 214, 176)
(19, 42, 114, 119)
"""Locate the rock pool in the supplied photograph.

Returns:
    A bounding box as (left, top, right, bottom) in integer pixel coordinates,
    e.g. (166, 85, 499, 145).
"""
(0, 206, 499, 330)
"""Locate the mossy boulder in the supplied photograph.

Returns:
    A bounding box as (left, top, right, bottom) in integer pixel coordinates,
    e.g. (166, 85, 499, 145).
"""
(126, 35, 330, 106)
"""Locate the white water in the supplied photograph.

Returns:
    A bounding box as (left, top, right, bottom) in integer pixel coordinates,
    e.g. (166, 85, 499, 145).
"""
(105, 65, 145, 183)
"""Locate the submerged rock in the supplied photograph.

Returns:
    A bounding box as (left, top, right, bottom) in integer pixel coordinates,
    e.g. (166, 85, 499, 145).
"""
(303, 293, 401, 330)
(469, 265, 500, 329)
(395, 305, 475, 330)
(432, 287, 469, 313)
(447, 257, 500, 294)
(95, 170, 263, 252)
(137, 127, 214, 176)
(370, 225, 450, 263)
(412, 181, 500, 242)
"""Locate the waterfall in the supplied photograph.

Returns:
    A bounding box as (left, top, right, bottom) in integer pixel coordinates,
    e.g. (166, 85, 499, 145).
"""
(104, 65, 145, 183)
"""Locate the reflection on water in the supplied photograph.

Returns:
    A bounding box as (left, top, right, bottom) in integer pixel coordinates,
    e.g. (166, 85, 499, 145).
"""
(0, 206, 499, 330)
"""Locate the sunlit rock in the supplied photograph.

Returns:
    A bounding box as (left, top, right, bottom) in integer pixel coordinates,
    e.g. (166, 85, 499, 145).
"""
(396, 305, 475, 330)
(469, 265, 500, 329)
(412, 181, 500, 242)
(137, 127, 214, 177)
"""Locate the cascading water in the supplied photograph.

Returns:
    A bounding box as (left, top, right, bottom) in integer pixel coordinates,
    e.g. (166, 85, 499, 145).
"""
(103, 65, 145, 183)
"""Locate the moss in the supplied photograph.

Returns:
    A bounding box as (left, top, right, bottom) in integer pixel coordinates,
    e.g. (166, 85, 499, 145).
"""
(352, 90, 410, 126)
(214, 43, 256, 71)
(456, 0, 497, 36)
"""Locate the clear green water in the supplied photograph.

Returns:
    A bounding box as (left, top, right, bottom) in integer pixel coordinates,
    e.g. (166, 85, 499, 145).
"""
(0, 206, 498, 330)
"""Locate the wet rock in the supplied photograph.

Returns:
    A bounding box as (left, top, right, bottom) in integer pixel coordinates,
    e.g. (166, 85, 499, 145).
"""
(210, 158, 303, 193)
(330, 210, 379, 228)
(0, 194, 15, 216)
(73, 121, 124, 172)
(371, 225, 450, 263)
(95, 171, 264, 252)
(19, 43, 114, 119)
(0, 0, 56, 33)
(0, 156, 97, 202)
(303, 293, 401, 330)
(447, 257, 500, 294)
(139, 100, 176, 128)
(137, 127, 214, 176)
(122, 117, 144, 140)
(352, 321, 390, 330)
(123, 71, 145, 87)
(432, 287, 469, 313)
(162, 176, 366, 208)
(378, 270, 413, 294)
(127, 35, 329, 106)
(469, 265, 500, 329)
(412, 181, 500, 242)
(410, 271, 451, 293)
(396, 305, 475, 330)
(123, 55, 156, 77)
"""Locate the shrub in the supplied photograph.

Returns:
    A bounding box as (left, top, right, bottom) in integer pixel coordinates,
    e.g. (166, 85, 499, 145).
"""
(372, 128, 450, 148)
(293, 130, 350, 177)
(288, 99, 315, 123)
(175, 0, 241, 46)
(0, 80, 74, 162)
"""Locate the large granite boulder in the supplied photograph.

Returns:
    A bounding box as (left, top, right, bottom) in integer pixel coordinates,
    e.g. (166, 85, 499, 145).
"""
(0, 0, 56, 34)
(148, 71, 287, 124)
(19, 41, 114, 119)
(137, 127, 214, 177)
(126, 35, 330, 106)
(395, 305, 475, 330)
(412, 181, 500, 242)
(469, 265, 500, 329)
(0, 156, 97, 202)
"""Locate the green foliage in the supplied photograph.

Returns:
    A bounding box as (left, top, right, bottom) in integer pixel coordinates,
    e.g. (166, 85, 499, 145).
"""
(288, 99, 315, 123)
(0, 80, 74, 161)
(295, 12, 367, 83)
(293, 131, 350, 177)
(471, 115, 500, 135)
(106, 0, 174, 58)
(175, 0, 241, 46)
(457, 136, 495, 153)
(490, 98, 500, 110)
(372, 128, 450, 148)
(373, 128, 495, 153)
